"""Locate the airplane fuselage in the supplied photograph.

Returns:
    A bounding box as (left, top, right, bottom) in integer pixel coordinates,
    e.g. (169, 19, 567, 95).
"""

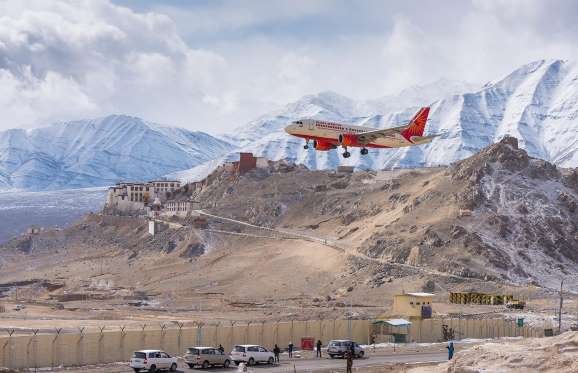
(284, 119, 432, 148)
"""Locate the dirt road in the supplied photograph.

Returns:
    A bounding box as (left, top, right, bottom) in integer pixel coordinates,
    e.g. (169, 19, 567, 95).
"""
(59, 352, 446, 372)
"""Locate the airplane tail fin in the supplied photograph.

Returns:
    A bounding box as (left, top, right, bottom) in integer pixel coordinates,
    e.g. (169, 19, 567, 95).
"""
(401, 107, 430, 141)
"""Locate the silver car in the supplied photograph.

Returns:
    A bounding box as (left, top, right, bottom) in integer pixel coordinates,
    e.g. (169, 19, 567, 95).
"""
(184, 347, 231, 369)
(327, 340, 365, 358)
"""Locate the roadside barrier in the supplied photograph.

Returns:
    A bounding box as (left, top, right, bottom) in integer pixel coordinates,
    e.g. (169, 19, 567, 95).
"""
(0, 317, 546, 369)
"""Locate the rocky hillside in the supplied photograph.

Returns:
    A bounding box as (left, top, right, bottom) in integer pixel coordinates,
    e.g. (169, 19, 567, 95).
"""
(190, 136, 578, 289)
(0, 138, 576, 320)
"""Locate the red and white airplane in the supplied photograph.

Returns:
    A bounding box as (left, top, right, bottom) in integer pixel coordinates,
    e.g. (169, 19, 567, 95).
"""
(284, 107, 435, 158)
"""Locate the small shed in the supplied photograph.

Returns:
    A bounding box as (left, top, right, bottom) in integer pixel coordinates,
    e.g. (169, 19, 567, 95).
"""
(393, 292, 434, 318)
(372, 318, 412, 343)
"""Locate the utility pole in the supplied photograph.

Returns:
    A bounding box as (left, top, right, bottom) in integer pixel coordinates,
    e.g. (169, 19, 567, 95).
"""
(558, 278, 564, 334)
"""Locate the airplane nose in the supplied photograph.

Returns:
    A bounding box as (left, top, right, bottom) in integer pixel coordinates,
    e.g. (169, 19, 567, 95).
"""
(284, 124, 293, 133)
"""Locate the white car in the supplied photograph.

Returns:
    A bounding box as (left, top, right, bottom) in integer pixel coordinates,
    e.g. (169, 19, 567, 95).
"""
(231, 345, 275, 366)
(130, 350, 178, 372)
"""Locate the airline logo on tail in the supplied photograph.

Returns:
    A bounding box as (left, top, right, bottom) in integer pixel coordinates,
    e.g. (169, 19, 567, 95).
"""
(401, 107, 430, 142)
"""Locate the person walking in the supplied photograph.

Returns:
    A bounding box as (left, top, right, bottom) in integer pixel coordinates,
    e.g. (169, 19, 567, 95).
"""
(345, 350, 353, 373)
(288, 342, 294, 358)
(446, 341, 455, 360)
(316, 339, 322, 358)
(273, 344, 280, 363)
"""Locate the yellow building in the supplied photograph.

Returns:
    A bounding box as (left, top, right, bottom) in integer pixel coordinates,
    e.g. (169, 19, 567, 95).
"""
(392, 292, 434, 318)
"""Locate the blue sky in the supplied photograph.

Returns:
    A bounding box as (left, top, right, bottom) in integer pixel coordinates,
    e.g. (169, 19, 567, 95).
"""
(1, 0, 578, 132)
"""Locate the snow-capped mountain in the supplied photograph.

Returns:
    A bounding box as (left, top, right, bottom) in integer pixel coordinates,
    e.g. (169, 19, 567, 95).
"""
(179, 59, 578, 182)
(0, 115, 236, 190)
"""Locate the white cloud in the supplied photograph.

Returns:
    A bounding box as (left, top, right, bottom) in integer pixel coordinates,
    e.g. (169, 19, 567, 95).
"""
(0, 0, 231, 130)
(1, 0, 578, 133)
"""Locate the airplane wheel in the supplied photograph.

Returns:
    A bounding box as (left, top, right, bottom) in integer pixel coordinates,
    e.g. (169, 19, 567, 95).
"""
(361, 148, 368, 155)
(304, 144, 309, 149)
(342, 151, 351, 158)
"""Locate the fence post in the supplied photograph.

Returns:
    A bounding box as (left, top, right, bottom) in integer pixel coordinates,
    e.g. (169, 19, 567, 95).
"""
(177, 322, 184, 354)
(77, 327, 85, 366)
(98, 326, 106, 364)
(332, 319, 336, 340)
(245, 322, 252, 344)
(28, 329, 39, 370)
(274, 321, 280, 345)
(260, 321, 266, 346)
(120, 326, 127, 362)
(197, 322, 204, 346)
(230, 322, 236, 349)
(141, 324, 147, 349)
(52, 328, 62, 368)
(160, 324, 167, 351)
(210, 322, 217, 349)
(4, 329, 15, 369)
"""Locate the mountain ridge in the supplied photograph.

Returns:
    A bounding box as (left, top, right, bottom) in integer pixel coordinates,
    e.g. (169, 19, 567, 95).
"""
(177, 59, 577, 183)
(3, 59, 578, 190)
(0, 114, 236, 190)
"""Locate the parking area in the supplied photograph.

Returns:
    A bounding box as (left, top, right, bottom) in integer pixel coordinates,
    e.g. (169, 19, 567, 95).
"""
(61, 352, 447, 372)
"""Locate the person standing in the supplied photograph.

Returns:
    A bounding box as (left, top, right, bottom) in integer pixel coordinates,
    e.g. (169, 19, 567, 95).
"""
(316, 339, 322, 358)
(273, 344, 280, 363)
(345, 350, 353, 373)
(218, 344, 224, 354)
(288, 342, 294, 358)
(446, 341, 455, 360)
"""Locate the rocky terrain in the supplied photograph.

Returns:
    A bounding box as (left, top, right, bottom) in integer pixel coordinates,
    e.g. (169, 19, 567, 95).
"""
(0, 137, 576, 323)
(434, 331, 578, 373)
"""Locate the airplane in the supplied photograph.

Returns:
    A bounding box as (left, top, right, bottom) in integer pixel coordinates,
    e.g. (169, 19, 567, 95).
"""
(284, 107, 436, 158)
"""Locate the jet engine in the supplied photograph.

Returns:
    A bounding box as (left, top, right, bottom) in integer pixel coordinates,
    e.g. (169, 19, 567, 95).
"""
(313, 140, 336, 151)
(338, 133, 362, 147)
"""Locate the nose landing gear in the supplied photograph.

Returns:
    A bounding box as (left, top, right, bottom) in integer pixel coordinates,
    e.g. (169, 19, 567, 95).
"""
(304, 139, 310, 149)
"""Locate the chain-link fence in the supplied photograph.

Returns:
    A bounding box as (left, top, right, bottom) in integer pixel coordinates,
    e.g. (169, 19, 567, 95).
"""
(0, 317, 546, 369)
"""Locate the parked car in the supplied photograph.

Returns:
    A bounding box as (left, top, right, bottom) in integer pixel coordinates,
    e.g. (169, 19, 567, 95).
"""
(129, 350, 178, 372)
(327, 340, 365, 358)
(230, 344, 275, 366)
(184, 346, 231, 369)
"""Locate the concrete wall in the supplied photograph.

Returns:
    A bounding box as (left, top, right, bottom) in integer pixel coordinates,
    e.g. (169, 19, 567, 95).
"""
(372, 317, 545, 344)
(0, 318, 545, 369)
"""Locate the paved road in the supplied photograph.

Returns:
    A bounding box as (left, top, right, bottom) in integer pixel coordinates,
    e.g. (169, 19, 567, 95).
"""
(61, 352, 447, 372)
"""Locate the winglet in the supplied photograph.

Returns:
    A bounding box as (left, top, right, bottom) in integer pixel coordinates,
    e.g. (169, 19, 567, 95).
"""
(401, 107, 430, 141)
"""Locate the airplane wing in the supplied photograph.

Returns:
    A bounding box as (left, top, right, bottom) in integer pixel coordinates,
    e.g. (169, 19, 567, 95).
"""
(357, 107, 430, 143)
(357, 126, 402, 143)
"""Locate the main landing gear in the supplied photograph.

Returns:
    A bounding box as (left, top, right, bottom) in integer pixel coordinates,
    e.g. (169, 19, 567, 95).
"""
(304, 139, 310, 149)
(341, 147, 367, 158)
